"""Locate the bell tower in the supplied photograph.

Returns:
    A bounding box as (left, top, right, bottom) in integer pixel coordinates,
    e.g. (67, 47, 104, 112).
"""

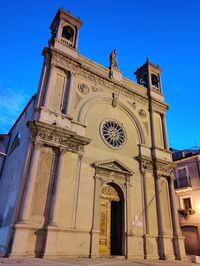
(134, 58, 162, 94)
(35, 9, 83, 123)
(49, 8, 83, 56)
(134, 58, 169, 151)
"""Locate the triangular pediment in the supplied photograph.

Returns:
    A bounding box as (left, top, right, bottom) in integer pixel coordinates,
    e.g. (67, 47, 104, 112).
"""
(93, 159, 133, 175)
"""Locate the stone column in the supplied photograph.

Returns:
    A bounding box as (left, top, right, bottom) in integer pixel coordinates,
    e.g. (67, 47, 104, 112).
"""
(155, 174, 165, 235)
(43, 64, 57, 108)
(35, 56, 48, 109)
(161, 113, 169, 150)
(142, 166, 149, 234)
(90, 175, 101, 257)
(65, 72, 74, 117)
(71, 153, 83, 228)
(125, 179, 131, 258)
(168, 173, 183, 259)
(19, 142, 42, 222)
(49, 147, 66, 226)
(149, 102, 156, 149)
(75, 28, 80, 49)
(155, 174, 166, 259)
(168, 174, 180, 235)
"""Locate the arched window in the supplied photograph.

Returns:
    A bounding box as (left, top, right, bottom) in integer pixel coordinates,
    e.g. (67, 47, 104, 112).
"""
(151, 74, 159, 88)
(62, 25, 74, 41)
(10, 132, 21, 153)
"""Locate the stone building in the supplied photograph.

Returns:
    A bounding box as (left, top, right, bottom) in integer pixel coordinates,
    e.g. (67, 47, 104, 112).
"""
(173, 148, 200, 256)
(0, 8, 186, 260)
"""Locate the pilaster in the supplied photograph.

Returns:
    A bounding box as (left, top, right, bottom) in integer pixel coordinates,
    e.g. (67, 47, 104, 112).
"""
(48, 147, 66, 226)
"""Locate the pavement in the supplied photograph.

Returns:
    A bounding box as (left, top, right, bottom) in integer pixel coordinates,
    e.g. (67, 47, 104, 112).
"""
(0, 257, 195, 266)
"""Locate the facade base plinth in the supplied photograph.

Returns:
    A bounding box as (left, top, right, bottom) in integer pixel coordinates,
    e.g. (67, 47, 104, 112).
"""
(172, 235, 188, 261)
(127, 235, 145, 259)
(44, 226, 91, 258)
(143, 234, 159, 260)
(157, 235, 175, 260)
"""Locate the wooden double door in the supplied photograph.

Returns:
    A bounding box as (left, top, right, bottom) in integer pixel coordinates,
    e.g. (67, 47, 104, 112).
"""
(99, 184, 123, 256)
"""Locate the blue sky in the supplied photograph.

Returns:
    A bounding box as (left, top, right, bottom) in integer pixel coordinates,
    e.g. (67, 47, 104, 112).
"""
(0, 0, 200, 150)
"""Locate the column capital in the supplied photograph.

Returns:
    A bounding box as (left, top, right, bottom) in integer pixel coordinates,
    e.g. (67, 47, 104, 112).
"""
(170, 172, 175, 181)
(59, 147, 68, 154)
(34, 141, 43, 150)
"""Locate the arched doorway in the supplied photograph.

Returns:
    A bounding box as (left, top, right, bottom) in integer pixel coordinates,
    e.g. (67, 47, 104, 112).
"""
(99, 183, 124, 256)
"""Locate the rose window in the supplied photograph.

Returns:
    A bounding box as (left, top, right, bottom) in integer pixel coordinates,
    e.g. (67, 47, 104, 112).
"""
(100, 120, 126, 148)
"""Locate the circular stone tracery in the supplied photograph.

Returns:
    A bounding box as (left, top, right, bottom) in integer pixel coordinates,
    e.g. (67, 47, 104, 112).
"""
(100, 120, 126, 148)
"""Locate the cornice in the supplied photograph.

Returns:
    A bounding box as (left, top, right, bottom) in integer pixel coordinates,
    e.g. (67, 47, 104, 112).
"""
(153, 159, 174, 177)
(27, 120, 91, 154)
(44, 47, 170, 110)
(151, 99, 169, 113)
(44, 47, 150, 106)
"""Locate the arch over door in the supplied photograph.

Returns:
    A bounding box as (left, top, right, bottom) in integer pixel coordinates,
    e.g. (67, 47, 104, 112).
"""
(181, 226, 200, 255)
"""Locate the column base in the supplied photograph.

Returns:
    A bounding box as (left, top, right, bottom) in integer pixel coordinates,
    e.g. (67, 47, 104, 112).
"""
(127, 234, 145, 259)
(172, 234, 187, 260)
(43, 226, 91, 258)
(9, 223, 33, 257)
(157, 234, 175, 260)
(9, 222, 45, 258)
(143, 234, 159, 259)
(89, 229, 100, 258)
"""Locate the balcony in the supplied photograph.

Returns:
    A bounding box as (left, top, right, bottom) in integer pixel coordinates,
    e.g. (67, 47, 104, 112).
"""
(178, 208, 195, 220)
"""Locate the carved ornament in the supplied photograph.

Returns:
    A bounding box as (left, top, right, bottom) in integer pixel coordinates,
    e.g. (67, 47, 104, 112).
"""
(128, 101, 137, 110)
(93, 159, 133, 183)
(141, 158, 153, 173)
(101, 184, 120, 201)
(76, 67, 148, 106)
(154, 160, 174, 176)
(92, 86, 104, 92)
(28, 120, 91, 154)
(78, 83, 90, 95)
(138, 108, 147, 118)
(45, 47, 149, 107)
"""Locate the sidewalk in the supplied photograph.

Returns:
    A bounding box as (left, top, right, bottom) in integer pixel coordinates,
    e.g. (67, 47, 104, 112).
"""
(0, 257, 194, 266)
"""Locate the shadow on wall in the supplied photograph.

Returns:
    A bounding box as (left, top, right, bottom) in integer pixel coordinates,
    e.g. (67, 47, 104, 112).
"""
(34, 229, 46, 258)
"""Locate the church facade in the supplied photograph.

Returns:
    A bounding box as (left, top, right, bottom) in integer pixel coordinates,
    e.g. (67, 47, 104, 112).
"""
(0, 8, 186, 260)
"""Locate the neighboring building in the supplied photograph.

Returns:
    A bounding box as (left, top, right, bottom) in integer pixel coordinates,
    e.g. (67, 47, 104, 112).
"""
(0, 8, 186, 260)
(173, 148, 200, 256)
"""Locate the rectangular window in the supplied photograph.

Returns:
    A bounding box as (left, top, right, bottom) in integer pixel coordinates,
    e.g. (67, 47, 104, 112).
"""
(183, 197, 192, 210)
(176, 167, 190, 188)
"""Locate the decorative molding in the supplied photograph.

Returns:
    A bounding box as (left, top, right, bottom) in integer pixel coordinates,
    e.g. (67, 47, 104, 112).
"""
(142, 122, 149, 135)
(128, 101, 137, 110)
(154, 160, 174, 176)
(92, 86, 104, 92)
(76, 67, 149, 107)
(141, 158, 153, 172)
(100, 119, 127, 149)
(78, 83, 90, 95)
(74, 93, 82, 108)
(101, 185, 120, 201)
(93, 159, 133, 183)
(44, 47, 169, 112)
(138, 108, 147, 118)
(152, 100, 168, 113)
(28, 120, 91, 154)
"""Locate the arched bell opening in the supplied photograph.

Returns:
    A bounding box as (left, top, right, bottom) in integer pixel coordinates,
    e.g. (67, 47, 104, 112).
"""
(99, 182, 125, 256)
